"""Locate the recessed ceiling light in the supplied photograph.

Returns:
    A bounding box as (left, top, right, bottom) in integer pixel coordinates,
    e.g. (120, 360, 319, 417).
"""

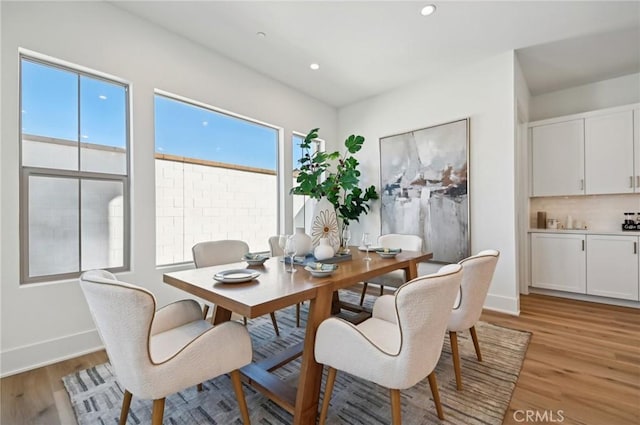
(310, 63, 320, 71)
(421, 4, 436, 16)
(256, 31, 266, 38)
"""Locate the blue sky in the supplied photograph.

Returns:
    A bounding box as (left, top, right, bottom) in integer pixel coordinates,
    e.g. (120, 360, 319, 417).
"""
(21, 59, 284, 171)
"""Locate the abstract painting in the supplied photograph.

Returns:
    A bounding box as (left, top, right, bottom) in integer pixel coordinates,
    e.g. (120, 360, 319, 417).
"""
(380, 119, 469, 263)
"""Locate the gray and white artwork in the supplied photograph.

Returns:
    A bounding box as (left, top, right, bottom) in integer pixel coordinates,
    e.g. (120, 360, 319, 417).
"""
(380, 119, 469, 263)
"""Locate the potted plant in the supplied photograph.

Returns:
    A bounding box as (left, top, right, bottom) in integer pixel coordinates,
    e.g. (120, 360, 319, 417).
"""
(291, 128, 379, 252)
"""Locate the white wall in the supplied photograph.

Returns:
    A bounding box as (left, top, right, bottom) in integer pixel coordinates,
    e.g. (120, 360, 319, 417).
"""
(338, 51, 519, 315)
(1, 1, 337, 376)
(530, 73, 640, 121)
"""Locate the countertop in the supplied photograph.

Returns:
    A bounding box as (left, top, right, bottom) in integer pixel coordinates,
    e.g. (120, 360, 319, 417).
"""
(529, 228, 640, 236)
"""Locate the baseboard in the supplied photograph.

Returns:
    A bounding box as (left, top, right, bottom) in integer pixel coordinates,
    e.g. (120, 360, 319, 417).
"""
(1, 329, 104, 378)
(528, 287, 640, 309)
(484, 293, 520, 316)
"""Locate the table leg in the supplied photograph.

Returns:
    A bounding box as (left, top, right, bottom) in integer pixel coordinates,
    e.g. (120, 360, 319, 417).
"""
(293, 286, 333, 425)
(405, 261, 418, 281)
(212, 305, 232, 325)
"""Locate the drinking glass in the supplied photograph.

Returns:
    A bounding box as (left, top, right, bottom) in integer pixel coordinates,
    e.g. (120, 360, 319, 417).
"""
(284, 235, 298, 273)
(278, 234, 288, 254)
(361, 232, 372, 261)
(341, 226, 351, 254)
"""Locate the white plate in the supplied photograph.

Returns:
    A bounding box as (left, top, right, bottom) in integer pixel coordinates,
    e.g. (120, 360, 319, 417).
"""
(243, 256, 268, 266)
(304, 266, 334, 278)
(377, 251, 398, 258)
(213, 269, 260, 283)
(358, 246, 381, 251)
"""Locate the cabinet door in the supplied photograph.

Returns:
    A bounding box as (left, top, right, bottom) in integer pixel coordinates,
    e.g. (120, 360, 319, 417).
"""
(586, 235, 639, 300)
(531, 120, 584, 196)
(531, 233, 586, 293)
(585, 110, 634, 194)
(634, 109, 639, 192)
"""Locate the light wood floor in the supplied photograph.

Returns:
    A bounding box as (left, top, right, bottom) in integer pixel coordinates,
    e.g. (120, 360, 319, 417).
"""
(1, 293, 638, 424)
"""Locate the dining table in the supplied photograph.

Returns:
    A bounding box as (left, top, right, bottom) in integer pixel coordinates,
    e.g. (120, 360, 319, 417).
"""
(163, 246, 433, 425)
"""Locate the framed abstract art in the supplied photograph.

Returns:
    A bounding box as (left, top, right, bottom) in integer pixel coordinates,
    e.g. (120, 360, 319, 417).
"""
(379, 118, 470, 263)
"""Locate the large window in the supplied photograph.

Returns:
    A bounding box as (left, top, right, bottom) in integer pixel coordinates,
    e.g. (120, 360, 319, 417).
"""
(20, 56, 130, 283)
(155, 93, 279, 265)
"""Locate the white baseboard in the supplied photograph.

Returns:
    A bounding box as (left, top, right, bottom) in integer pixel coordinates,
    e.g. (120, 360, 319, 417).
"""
(1, 329, 104, 378)
(528, 287, 640, 309)
(484, 293, 520, 316)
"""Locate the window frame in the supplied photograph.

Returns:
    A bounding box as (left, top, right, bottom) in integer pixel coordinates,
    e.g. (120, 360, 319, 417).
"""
(19, 54, 131, 284)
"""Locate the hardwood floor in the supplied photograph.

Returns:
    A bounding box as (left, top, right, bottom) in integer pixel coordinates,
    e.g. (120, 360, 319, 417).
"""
(1, 293, 638, 424)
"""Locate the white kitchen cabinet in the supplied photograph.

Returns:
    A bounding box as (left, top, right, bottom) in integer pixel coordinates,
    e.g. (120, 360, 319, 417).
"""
(586, 235, 639, 301)
(635, 109, 640, 191)
(585, 110, 634, 194)
(531, 119, 585, 197)
(531, 233, 586, 293)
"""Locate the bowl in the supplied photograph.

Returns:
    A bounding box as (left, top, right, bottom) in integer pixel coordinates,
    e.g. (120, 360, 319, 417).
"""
(304, 265, 335, 278)
(243, 254, 268, 266)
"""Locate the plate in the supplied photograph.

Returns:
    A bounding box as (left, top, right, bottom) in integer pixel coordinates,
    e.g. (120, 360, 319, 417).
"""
(213, 269, 260, 283)
(377, 251, 398, 258)
(243, 255, 268, 266)
(304, 266, 334, 278)
(358, 246, 381, 251)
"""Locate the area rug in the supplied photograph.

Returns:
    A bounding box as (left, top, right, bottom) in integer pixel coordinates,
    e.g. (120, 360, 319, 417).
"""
(63, 291, 530, 424)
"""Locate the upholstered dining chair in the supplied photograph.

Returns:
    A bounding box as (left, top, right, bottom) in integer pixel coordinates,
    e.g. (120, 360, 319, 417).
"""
(79, 270, 252, 425)
(268, 235, 304, 327)
(193, 240, 281, 336)
(359, 233, 423, 305)
(448, 249, 500, 390)
(315, 263, 463, 424)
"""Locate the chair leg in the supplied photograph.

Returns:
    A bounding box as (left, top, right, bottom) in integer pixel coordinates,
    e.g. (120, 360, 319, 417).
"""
(118, 390, 132, 425)
(427, 372, 445, 420)
(230, 369, 251, 425)
(197, 383, 203, 392)
(151, 398, 165, 425)
(243, 316, 247, 326)
(296, 303, 301, 327)
(390, 388, 402, 425)
(359, 282, 369, 305)
(470, 325, 482, 361)
(319, 367, 337, 425)
(379, 285, 384, 296)
(449, 331, 463, 390)
(270, 312, 280, 336)
(202, 304, 210, 320)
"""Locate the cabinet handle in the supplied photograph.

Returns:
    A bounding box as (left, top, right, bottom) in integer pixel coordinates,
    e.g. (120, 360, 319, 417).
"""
(631, 176, 634, 188)
(637, 176, 640, 188)
(580, 179, 584, 191)
(635, 242, 637, 255)
(582, 240, 585, 251)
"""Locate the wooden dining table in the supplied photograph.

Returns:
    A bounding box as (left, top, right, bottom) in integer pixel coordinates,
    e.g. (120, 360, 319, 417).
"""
(163, 247, 433, 425)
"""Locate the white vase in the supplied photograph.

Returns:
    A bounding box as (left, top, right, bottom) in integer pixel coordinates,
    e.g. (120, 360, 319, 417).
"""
(310, 196, 340, 253)
(293, 227, 313, 256)
(314, 237, 335, 260)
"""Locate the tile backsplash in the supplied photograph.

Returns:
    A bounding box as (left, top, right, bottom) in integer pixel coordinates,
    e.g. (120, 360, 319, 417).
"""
(530, 194, 640, 231)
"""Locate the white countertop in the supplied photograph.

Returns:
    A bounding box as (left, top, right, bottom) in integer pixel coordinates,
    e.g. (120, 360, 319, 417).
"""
(529, 228, 640, 236)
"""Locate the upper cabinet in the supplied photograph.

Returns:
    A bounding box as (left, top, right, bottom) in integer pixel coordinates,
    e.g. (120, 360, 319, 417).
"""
(584, 110, 634, 194)
(530, 104, 640, 197)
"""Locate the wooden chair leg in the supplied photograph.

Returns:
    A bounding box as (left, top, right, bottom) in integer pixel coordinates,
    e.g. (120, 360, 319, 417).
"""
(319, 367, 337, 425)
(359, 282, 369, 305)
(243, 316, 247, 326)
(202, 304, 210, 320)
(449, 331, 463, 390)
(390, 388, 402, 425)
(427, 372, 445, 420)
(470, 325, 482, 361)
(379, 285, 384, 296)
(296, 303, 301, 327)
(119, 390, 132, 425)
(151, 398, 165, 425)
(230, 370, 251, 424)
(270, 312, 280, 336)
(197, 383, 203, 392)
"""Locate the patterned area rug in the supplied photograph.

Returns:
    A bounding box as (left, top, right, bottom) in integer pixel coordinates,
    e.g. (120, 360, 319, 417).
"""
(63, 291, 530, 424)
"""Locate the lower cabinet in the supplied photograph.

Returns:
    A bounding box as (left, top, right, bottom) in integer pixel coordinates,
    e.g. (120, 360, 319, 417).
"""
(531, 232, 640, 301)
(586, 235, 639, 300)
(531, 233, 586, 293)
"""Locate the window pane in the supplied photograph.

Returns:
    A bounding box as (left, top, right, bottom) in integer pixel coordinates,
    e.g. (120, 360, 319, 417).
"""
(21, 59, 78, 170)
(155, 95, 278, 265)
(80, 76, 127, 174)
(81, 180, 125, 270)
(28, 176, 79, 277)
(293, 134, 319, 233)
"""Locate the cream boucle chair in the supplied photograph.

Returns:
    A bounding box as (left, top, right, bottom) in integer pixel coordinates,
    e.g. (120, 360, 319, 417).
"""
(315, 263, 463, 424)
(448, 249, 500, 390)
(79, 270, 253, 425)
(193, 240, 280, 335)
(359, 234, 423, 305)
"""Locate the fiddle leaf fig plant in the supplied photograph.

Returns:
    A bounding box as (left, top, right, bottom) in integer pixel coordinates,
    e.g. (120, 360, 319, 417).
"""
(291, 128, 379, 228)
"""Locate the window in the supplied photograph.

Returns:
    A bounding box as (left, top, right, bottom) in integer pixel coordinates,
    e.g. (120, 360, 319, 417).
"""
(154, 93, 279, 265)
(20, 56, 130, 283)
(292, 132, 322, 233)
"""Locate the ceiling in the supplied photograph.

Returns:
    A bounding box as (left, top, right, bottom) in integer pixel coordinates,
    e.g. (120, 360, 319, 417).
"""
(112, 1, 640, 107)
